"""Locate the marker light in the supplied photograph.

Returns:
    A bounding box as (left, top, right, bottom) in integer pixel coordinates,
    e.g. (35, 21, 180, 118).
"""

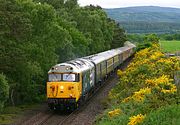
(60, 86, 64, 89)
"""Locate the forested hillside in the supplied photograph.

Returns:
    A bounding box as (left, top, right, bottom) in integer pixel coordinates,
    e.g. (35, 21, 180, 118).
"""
(105, 6, 180, 33)
(0, 0, 127, 111)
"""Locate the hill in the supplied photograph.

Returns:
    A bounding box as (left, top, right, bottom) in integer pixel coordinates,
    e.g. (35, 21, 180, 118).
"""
(105, 6, 180, 34)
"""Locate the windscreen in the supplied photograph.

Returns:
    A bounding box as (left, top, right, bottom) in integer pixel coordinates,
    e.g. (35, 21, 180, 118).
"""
(48, 74, 61, 82)
(63, 74, 76, 82)
(48, 73, 79, 82)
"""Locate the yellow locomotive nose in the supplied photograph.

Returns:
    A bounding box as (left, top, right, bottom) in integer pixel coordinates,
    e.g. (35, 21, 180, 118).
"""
(47, 82, 81, 101)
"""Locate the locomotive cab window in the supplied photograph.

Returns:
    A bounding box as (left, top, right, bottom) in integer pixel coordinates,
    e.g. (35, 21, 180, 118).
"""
(48, 73, 80, 82)
(62, 73, 80, 82)
(48, 74, 61, 82)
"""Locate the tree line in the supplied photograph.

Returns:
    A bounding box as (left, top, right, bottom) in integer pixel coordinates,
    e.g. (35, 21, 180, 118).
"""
(0, 0, 127, 111)
(159, 34, 180, 41)
(121, 21, 180, 34)
(127, 33, 180, 44)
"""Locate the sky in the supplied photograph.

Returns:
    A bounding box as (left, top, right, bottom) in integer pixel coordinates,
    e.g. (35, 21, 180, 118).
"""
(78, 0, 180, 9)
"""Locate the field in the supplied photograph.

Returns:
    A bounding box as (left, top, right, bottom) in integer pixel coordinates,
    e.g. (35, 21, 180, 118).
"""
(160, 40, 180, 53)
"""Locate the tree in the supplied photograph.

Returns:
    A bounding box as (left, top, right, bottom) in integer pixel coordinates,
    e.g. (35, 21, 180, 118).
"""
(111, 23, 127, 48)
(0, 0, 127, 106)
(144, 34, 159, 43)
(164, 34, 174, 40)
(0, 74, 9, 112)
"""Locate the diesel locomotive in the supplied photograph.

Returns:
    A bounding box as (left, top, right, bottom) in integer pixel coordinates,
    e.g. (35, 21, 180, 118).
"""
(47, 42, 136, 110)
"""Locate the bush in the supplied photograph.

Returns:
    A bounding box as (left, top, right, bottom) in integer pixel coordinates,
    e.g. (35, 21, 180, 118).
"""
(0, 74, 9, 112)
(136, 42, 152, 51)
(96, 43, 180, 125)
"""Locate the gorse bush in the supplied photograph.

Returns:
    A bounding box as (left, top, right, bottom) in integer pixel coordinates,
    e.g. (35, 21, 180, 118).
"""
(96, 43, 179, 125)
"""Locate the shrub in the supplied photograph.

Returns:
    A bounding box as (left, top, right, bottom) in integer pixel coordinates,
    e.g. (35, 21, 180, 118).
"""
(136, 42, 152, 51)
(96, 43, 179, 125)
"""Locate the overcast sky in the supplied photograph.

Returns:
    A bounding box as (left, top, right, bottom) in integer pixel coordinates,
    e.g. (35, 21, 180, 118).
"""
(78, 0, 180, 8)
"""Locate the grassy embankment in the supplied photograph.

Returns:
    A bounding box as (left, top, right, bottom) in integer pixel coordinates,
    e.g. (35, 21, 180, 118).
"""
(95, 43, 180, 125)
(160, 40, 180, 53)
(0, 104, 41, 124)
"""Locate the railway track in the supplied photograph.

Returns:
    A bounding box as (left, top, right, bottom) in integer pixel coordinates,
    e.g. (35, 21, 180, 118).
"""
(57, 77, 115, 125)
(58, 57, 133, 125)
(58, 77, 119, 125)
(18, 111, 53, 125)
(18, 57, 132, 125)
(18, 75, 118, 125)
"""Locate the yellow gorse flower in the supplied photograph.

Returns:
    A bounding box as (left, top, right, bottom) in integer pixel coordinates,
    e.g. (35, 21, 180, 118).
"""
(117, 69, 124, 76)
(136, 48, 149, 57)
(161, 84, 177, 94)
(132, 88, 151, 102)
(145, 75, 171, 87)
(108, 108, 122, 118)
(150, 51, 164, 60)
(152, 43, 160, 49)
(122, 88, 151, 102)
(145, 75, 177, 94)
(128, 114, 146, 125)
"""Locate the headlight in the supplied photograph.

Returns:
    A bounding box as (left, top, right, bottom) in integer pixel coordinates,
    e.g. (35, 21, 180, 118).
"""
(60, 86, 64, 89)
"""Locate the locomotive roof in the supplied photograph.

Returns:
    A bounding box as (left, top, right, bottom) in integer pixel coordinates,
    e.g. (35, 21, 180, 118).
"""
(48, 59, 94, 73)
(124, 41, 136, 48)
(83, 45, 132, 64)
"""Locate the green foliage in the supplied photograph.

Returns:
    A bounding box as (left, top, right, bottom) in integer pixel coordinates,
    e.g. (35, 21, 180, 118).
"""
(143, 104, 180, 125)
(159, 33, 180, 41)
(144, 34, 159, 43)
(96, 103, 180, 125)
(0, 114, 15, 124)
(128, 34, 159, 43)
(127, 34, 145, 43)
(0, 74, 9, 112)
(120, 21, 180, 34)
(0, 104, 42, 124)
(0, 0, 127, 110)
(136, 42, 152, 52)
(130, 33, 159, 51)
(111, 23, 127, 48)
(128, 33, 180, 43)
(96, 113, 129, 125)
(162, 34, 174, 41)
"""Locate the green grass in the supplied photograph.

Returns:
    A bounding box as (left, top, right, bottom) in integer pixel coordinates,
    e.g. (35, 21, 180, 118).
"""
(0, 106, 23, 124)
(0, 104, 41, 124)
(160, 40, 180, 53)
(143, 104, 180, 125)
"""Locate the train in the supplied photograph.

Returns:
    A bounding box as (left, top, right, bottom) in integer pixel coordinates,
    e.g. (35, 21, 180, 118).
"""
(46, 42, 136, 110)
